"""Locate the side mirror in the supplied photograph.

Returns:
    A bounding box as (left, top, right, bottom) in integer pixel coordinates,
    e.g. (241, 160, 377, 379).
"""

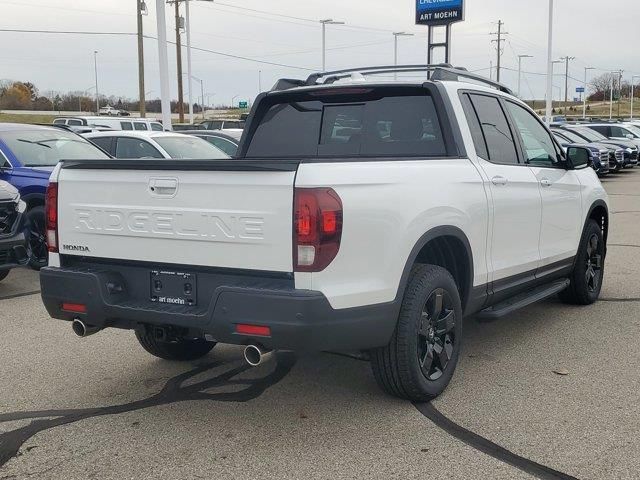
(567, 146, 592, 170)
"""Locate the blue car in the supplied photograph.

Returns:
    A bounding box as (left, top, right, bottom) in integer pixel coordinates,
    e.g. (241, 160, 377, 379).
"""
(0, 124, 110, 268)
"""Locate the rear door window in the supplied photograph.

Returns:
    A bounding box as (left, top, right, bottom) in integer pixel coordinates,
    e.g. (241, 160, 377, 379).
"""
(246, 91, 446, 158)
(89, 136, 114, 155)
(134, 122, 148, 131)
(120, 122, 133, 131)
(468, 94, 519, 165)
(590, 125, 610, 137)
(115, 137, 163, 158)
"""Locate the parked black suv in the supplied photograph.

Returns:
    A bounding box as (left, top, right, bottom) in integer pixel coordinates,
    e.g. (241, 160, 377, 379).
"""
(556, 125, 638, 168)
(0, 181, 28, 282)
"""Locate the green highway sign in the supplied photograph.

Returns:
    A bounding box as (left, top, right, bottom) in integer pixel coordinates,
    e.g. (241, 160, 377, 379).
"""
(239, 101, 248, 109)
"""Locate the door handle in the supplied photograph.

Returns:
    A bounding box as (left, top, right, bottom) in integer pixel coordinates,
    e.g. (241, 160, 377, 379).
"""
(491, 175, 508, 186)
(540, 179, 552, 188)
(149, 178, 178, 196)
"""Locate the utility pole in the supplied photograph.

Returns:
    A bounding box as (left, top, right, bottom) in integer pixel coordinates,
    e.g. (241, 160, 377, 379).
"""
(258, 70, 262, 94)
(545, 0, 554, 125)
(582, 67, 595, 119)
(517, 54, 532, 98)
(617, 70, 623, 119)
(137, 0, 146, 117)
(490, 20, 508, 83)
(560, 56, 575, 104)
(93, 51, 99, 113)
(320, 19, 344, 71)
(489, 60, 493, 81)
(156, 0, 172, 130)
(173, 1, 185, 123)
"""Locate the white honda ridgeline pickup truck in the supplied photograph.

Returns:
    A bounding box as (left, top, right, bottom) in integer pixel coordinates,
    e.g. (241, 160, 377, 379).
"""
(40, 65, 608, 401)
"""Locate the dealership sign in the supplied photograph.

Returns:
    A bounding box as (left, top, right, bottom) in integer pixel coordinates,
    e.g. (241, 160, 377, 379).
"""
(416, 0, 465, 26)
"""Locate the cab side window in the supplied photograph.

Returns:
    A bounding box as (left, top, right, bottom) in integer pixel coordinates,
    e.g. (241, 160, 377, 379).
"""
(120, 122, 134, 131)
(505, 101, 560, 168)
(468, 94, 518, 164)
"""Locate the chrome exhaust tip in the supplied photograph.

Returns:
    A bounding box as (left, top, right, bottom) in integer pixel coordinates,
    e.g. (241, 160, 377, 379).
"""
(243, 344, 274, 367)
(71, 318, 101, 338)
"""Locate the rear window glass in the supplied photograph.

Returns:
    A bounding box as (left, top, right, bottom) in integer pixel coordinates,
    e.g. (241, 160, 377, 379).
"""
(246, 92, 446, 158)
(154, 136, 228, 159)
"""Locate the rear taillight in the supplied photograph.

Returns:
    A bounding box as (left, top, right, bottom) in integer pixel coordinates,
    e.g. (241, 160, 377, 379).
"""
(45, 182, 58, 253)
(294, 188, 343, 272)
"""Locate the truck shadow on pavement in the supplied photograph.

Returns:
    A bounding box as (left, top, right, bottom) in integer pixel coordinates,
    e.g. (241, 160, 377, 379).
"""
(0, 352, 297, 468)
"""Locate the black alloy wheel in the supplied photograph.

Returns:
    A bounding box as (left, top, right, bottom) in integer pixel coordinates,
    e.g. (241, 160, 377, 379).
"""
(26, 206, 48, 270)
(585, 233, 603, 294)
(418, 288, 456, 381)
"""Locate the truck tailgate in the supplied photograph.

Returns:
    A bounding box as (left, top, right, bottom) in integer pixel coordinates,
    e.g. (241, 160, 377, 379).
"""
(56, 164, 296, 272)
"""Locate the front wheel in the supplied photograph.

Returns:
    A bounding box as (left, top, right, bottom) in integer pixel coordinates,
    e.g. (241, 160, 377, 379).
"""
(136, 328, 217, 361)
(26, 206, 48, 270)
(560, 219, 605, 305)
(371, 264, 463, 402)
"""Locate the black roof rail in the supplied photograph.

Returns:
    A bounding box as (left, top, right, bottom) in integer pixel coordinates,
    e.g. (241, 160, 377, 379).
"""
(271, 64, 514, 95)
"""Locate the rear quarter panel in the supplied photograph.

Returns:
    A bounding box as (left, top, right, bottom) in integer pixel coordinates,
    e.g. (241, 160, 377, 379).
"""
(295, 159, 489, 309)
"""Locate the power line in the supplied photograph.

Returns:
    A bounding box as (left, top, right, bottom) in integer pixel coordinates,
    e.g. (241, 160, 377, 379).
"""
(0, 28, 136, 36)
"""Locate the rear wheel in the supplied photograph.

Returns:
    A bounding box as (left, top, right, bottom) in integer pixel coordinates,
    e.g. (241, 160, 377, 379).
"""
(371, 264, 463, 402)
(26, 206, 48, 270)
(0, 270, 9, 282)
(560, 219, 605, 305)
(135, 327, 216, 361)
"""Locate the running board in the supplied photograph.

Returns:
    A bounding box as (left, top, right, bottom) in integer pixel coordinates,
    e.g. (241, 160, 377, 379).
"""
(476, 279, 570, 321)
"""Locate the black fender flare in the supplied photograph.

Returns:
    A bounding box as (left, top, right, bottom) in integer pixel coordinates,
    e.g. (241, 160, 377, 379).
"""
(393, 225, 475, 315)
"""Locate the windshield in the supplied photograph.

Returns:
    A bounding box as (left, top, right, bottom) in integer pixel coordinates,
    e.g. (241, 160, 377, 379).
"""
(625, 125, 640, 137)
(571, 127, 606, 142)
(154, 136, 228, 159)
(555, 129, 586, 144)
(2, 129, 110, 167)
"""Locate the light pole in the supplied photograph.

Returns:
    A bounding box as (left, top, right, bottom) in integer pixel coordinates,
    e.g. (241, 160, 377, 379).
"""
(393, 32, 414, 81)
(545, 0, 554, 125)
(258, 70, 262, 94)
(320, 19, 344, 71)
(137, 0, 147, 117)
(156, 0, 172, 130)
(560, 56, 575, 104)
(631, 75, 640, 120)
(609, 70, 623, 120)
(517, 54, 532, 98)
(190, 75, 205, 119)
(93, 51, 100, 113)
(582, 67, 595, 118)
(232, 95, 239, 108)
(549, 60, 562, 115)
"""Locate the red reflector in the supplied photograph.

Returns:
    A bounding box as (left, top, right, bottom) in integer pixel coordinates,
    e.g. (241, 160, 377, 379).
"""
(62, 303, 87, 313)
(236, 324, 271, 337)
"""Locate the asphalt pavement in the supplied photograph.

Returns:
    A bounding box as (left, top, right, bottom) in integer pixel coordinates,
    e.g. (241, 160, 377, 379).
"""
(1, 171, 639, 480)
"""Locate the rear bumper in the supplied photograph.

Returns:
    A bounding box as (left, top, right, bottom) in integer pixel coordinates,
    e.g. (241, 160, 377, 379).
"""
(40, 263, 398, 352)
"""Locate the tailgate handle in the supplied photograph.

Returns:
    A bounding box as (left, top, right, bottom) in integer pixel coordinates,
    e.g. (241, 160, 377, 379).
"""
(149, 178, 178, 196)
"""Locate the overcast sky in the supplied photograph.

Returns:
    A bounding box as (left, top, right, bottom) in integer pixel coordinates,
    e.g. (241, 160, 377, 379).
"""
(2, 0, 639, 105)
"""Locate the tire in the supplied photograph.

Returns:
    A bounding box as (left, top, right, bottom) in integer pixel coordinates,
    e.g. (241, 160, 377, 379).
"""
(560, 219, 605, 305)
(371, 264, 463, 402)
(135, 328, 216, 361)
(26, 206, 48, 270)
(0, 270, 9, 282)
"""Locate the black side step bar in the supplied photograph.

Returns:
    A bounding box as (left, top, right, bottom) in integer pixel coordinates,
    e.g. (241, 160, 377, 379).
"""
(476, 279, 570, 322)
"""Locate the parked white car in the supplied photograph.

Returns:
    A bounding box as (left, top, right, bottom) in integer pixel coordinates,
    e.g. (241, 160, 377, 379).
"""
(54, 116, 164, 132)
(98, 105, 120, 116)
(82, 131, 228, 159)
(42, 65, 609, 402)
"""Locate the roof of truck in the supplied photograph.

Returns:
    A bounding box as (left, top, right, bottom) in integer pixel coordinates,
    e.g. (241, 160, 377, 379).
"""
(82, 131, 185, 139)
